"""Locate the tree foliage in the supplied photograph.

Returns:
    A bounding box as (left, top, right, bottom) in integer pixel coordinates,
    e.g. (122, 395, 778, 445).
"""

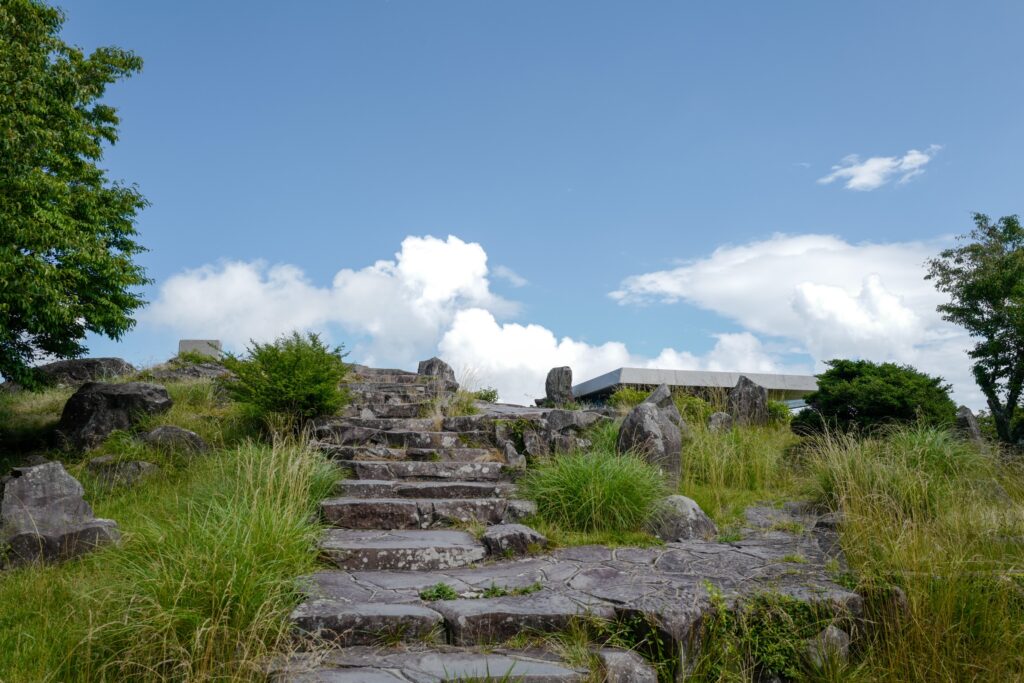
(0, 0, 148, 387)
(926, 213, 1024, 445)
(221, 332, 350, 421)
(792, 359, 956, 434)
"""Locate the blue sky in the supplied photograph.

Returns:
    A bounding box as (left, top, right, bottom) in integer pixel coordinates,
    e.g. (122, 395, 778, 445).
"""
(64, 1, 1023, 405)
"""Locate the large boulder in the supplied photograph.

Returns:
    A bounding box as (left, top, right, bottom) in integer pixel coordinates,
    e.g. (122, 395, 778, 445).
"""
(727, 375, 768, 426)
(86, 456, 160, 489)
(1, 462, 119, 567)
(955, 405, 984, 444)
(35, 357, 136, 387)
(646, 495, 718, 541)
(545, 366, 574, 405)
(58, 382, 173, 450)
(416, 357, 456, 386)
(616, 384, 685, 488)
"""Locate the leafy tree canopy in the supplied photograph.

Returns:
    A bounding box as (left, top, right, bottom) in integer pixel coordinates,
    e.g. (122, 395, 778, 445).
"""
(927, 213, 1024, 445)
(793, 359, 957, 434)
(0, 0, 148, 387)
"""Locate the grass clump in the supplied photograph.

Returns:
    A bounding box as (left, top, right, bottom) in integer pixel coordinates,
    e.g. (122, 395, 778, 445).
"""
(520, 450, 667, 534)
(419, 583, 460, 601)
(0, 440, 339, 681)
(472, 387, 499, 403)
(222, 331, 349, 422)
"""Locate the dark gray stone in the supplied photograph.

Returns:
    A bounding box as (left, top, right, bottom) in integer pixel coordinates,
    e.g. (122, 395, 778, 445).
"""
(320, 529, 486, 571)
(546, 409, 608, 434)
(504, 441, 527, 469)
(707, 411, 733, 433)
(646, 495, 718, 541)
(35, 357, 136, 387)
(956, 405, 984, 444)
(86, 455, 159, 488)
(482, 523, 548, 557)
(141, 425, 209, 452)
(545, 367, 574, 405)
(728, 376, 768, 426)
(1, 462, 119, 566)
(148, 360, 231, 382)
(616, 385, 685, 488)
(58, 382, 172, 450)
(416, 357, 456, 385)
(290, 600, 444, 646)
(597, 648, 657, 683)
(523, 429, 550, 458)
(805, 624, 851, 669)
(433, 593, 615, 645)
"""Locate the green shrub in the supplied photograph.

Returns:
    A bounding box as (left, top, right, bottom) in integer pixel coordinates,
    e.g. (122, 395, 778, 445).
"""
(221, 331, 349, 421)
(520, 450, 667, 533)
(473, 387, 499, 403)
(608, 386, 648, 409)
(766, 400, 792, 426)
(673, 392, 713, 425)
(794, 359, 957, 434)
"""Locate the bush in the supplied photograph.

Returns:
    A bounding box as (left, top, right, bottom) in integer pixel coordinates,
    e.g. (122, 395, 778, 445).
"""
(520, 450, 667, 533)
(673, 392, 713, 425)
(472, 387, 499, 403)
(766, 400, 792, 426)
(608, 386, 649, 409)
(794, 359, 956, 434)
(221, 332, 349, 421)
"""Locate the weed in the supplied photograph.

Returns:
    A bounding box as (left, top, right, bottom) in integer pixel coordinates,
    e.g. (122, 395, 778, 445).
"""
(419, 583, 460, 601)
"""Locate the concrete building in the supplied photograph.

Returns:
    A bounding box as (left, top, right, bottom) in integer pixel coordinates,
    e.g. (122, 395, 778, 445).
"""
(572, 367, 818, 403)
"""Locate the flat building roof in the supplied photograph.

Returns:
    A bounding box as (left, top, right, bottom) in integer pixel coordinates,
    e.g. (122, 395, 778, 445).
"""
(572, 367, 818, 401)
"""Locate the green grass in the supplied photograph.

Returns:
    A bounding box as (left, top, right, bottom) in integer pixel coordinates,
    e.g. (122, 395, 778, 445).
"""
(519, 449, 667, 534)
(0, 440, 339, 681)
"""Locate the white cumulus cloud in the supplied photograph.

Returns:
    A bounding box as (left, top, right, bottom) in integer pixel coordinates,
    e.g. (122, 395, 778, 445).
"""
(611, 233, 979, 405)
(818, 145, 941, 190)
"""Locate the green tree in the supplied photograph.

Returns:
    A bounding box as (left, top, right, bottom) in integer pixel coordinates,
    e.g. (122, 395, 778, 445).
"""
(926, 213, 1024, 445)
(0, 0, 148, 387)
(792, 359, 956, 434)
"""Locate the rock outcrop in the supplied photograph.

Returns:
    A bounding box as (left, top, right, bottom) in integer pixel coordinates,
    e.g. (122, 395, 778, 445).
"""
(646, 495, 718, 541)
(727, 375, 768, 426)
(58, 382, 172, 450)
(955, 405, 984, 444)
(616, 384, 686, 488)
(36, 357, 137, 387)
(544, 366, 574, 405)
(416, 357, 457, 386)
(1, 462, 119, 567)
(481, 523, 548, 557)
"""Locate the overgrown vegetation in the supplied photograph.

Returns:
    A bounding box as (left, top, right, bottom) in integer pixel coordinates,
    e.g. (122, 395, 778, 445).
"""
(520, 449, 667, 534)
(221, 331, 349, 422)
(792, 359, 956, 434)
(0, 439, 339, 681)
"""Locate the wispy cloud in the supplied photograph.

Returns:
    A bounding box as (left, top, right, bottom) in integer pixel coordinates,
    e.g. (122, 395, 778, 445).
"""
(492, 264, 528, 287)
(818, 144, 942, 191)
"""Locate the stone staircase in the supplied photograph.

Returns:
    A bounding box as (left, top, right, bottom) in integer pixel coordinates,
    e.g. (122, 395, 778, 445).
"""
(274, 363, 862, 682)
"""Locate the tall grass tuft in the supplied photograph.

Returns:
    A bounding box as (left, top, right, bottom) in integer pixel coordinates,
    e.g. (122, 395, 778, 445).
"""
(0, 440, 339, 682)
(520, 450, 667, 533)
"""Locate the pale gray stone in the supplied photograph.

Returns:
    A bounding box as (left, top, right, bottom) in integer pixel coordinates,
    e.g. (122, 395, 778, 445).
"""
(416, 357, 456, 385)
(141, 425, 208, 452)
(805, 624, 851, 669)
(728, 375, 768, 426)
(956, 405, 984, 444)
(597, 648, 657, 683)
(646, 495, 718, 541)
(320, 529, 486, 571)
(58, 382, 172, 450)
(545, 366, 574, 405)
(177, 339, 222, 357)
(86, 455, 159, 489)
(1, 462, 119, 566)
(616, 385, 685, 488)
(504, 441, 527, 469)
(707, 411, 733, 433)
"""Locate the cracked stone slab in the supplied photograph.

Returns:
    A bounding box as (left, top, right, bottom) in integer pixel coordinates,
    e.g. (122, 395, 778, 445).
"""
(334, 460, 508, 482)
(290, 600, 443, 646)
(338, 479, 515, 500)
(319, 529, 487, 571)
(321, 497, 534, 529)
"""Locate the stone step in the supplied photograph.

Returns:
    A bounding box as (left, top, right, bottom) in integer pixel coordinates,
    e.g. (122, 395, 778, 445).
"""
(338, 479, 516, 499)
(349, 371, 423, 385)
(358, 402, 432, 419)
(316, 444, 499, 463)
(334, 460, 510, 482)
(321, 417, 440, 432)
(319, 529, 487, 570)
(320, 497, 535, 530)
(349, 382, 432, 395)
(290, 600, 443, 647)
(381, 430, 492, 449)
(270, 646, 587, 682)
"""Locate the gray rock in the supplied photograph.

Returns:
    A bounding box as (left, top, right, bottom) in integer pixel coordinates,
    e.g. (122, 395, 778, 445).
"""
(1, 462, 119, 567)
(35, 357, 136, 387)
(141, 425, 209, 452)
(523, 429, 550, 458)
(646, 495, 718, 541)
(546, 409, 608, 434)
(956, 405, 984, 444)
(728, 375, 768, 426)
(482, 523, 548, 557)
(545, 366, 574, 405)
(416, 357, 456, 385)
(616, 385, 685, 488)
(504, 441, 527, 469)
(707, 411, 733, 433)
(86, 455, 160, 488)
(148, 360, 231, 382)
(58, 382, 172, 450)
(597, 648, 657, 683)
(805, 624, 851, 669)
